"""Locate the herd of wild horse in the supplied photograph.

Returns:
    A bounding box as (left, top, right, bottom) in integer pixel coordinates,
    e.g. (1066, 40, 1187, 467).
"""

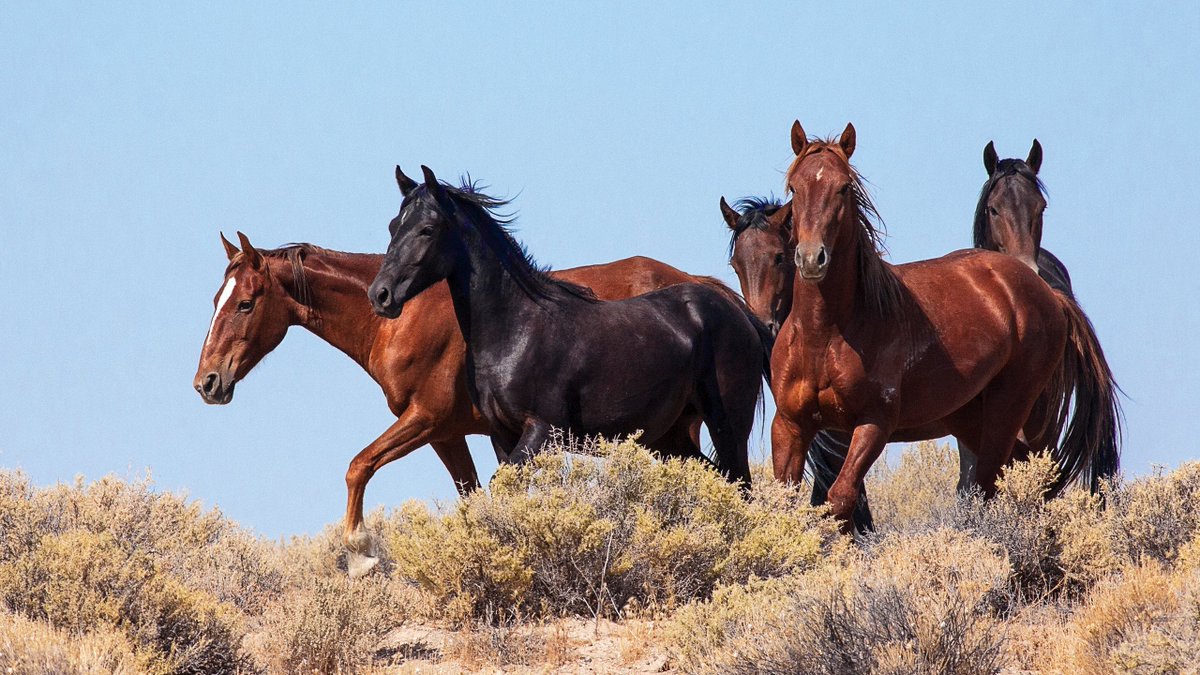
(195, 121, 1120, 576)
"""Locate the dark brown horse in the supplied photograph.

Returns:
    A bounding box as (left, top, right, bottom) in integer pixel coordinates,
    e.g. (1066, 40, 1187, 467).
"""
(977, 139, 1072, 295)
(976, 140, 1121, 489)
(195, 230, 726, 575)
(770, 121, 1120, 531)
(369, 166, 770, 492)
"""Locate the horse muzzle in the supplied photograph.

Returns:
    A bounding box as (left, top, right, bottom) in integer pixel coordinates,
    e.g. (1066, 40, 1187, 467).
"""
(194, 370, 236, 405)
(795, 245, 830, 281)
(368, 278, 406, 319)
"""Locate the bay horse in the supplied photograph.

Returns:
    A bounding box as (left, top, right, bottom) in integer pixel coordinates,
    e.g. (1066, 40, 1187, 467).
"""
(770, 121, 1120, 531)
(722, 196, 874, 531)
(369, 166, 770, 483)
(977, 139, 1072, 295)
(195, 229, 731, 576)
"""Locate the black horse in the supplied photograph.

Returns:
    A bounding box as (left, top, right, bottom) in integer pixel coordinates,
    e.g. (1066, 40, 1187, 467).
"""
(369, 166, 770, 485)
(977, 140, 1073, 296)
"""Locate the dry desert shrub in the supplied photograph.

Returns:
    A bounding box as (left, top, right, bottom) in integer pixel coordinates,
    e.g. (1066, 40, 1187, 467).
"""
(0, 470, 265, 673)
(384, 437, 840, 625)
(0, 609, 138, 675)
(247, 574, 406, 674)
(1105, 462, 1200, 565)
(667, 530, 1008, 675)
(1064, 563, 1200, 674)
(865, 440, 962, 533)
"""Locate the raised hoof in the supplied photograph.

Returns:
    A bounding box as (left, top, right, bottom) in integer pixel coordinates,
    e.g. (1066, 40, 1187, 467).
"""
(347, 552, 380, 579)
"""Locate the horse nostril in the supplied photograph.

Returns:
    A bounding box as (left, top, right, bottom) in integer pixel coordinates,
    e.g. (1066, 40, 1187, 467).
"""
(375, 286, 391, 308)
(202, 372, 219, 396)
(816, 246, 828, 268)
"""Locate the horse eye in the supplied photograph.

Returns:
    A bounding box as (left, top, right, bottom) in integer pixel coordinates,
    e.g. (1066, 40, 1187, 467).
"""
(774, 252, 785, 265)
(237, 299, 254, 313)
(839, 183, 852, 195)
(988, 206, 999, 217)
(420, 226, 435, 236)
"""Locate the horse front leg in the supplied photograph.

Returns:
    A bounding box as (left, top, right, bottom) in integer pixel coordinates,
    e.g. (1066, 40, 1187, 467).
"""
(771, 411, 815, 485)
(827, 420, 890, 534)
(343, 412, 435, 578)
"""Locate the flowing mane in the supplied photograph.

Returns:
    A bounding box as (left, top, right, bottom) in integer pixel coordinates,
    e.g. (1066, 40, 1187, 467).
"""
(785, 140, 902, 318)
(973, 159, 1047, 249)
(419, 179, 597, 303)
(726, 195, 785, 257)
(225, 243, 373, 309)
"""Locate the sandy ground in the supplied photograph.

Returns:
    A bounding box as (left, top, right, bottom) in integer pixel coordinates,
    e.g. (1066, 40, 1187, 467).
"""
(375, 618, 675, 674)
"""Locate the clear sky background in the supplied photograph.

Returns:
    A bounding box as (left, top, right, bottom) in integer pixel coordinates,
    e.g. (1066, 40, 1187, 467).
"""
(2, 3, 1197, 538)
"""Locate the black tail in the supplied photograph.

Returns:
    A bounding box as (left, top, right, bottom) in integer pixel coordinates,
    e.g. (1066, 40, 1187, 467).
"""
(808, 430, 875, 533)
(1045, 291, 1123, 496)
(692, 275, 773, 386)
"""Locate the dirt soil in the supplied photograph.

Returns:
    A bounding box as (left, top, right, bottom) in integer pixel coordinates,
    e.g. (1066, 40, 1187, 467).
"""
(376, 618, 676, 674)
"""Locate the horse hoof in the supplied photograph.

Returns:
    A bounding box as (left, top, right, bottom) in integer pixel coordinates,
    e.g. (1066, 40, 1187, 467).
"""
(347, 552, 380, 579)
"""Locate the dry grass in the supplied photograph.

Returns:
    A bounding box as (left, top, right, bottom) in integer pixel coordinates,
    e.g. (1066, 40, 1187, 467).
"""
(3, 441, 1199, 673)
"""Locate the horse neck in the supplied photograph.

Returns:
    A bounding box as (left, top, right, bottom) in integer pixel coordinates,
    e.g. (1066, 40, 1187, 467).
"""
(444, 216, 557, 357)
(273, 253, 385, 371)
(791, 222, 864, 332)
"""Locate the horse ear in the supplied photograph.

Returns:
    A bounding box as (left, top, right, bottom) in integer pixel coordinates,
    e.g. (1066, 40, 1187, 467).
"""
(220, 232, 239, 261)
(421, 165, 455, 211)
(236, 231, 263, 270)
(790, 120, 808, 155)
(767, 202, 791, 232)
(420, 165, 440, 192)
(983, 141, 999, 176)
(839, 122, 856, 159)
(719, 197, 740, 230)
(1026, 139, 1043, 175)
(396, 165, 417, 196)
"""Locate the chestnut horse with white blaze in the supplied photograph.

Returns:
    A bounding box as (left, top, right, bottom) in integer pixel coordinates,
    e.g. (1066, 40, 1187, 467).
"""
(770, 121, 1119, 531)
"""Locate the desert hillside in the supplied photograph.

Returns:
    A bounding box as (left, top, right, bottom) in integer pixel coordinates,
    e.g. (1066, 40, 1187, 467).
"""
(3, 440, 1199, 674)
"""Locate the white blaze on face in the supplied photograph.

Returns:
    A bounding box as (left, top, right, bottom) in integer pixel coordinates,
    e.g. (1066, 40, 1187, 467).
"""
(203, 277, 238, 350)
(815, 166, 825, 182)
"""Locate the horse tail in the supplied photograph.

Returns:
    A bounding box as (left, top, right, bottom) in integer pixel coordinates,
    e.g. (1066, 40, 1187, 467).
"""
(691, 275, 774, 386)
(1046, 291, 1123, 497)
(807, 430, 875, 532)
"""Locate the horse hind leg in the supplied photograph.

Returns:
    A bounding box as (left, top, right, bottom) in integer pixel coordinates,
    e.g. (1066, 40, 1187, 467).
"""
(966, 377, 1046, 498)
(644, 412, 719, 470)
(697, 372, 754, 489)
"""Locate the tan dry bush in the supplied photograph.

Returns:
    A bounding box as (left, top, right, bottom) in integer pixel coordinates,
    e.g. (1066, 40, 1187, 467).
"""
(668, 530, 1008, 675)
(865, 440, 961, 533)
(248, 574, 406, 675)
(0, 610, 137, 675)
(0, 470, 280, 673)
(1065, 563, 1200, 674)
(384, 437, 838, 625)
(1107, 462, 1200, 565)
(1, 470, 283, 614)
(441, 619, 574, 671)
(0, 528, 250, 674)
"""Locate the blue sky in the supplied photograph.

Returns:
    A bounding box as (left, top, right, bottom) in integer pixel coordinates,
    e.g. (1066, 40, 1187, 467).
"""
(2, 3, 1196, 538)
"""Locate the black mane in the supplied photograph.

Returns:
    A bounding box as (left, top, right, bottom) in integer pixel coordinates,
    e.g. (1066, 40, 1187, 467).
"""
(726, 195, 784, 257)
(416, 179, 597, 303)
(973, 158, 1048, 249)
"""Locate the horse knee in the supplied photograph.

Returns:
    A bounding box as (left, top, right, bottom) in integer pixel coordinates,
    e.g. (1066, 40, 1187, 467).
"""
(345, 460, 375, 488)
